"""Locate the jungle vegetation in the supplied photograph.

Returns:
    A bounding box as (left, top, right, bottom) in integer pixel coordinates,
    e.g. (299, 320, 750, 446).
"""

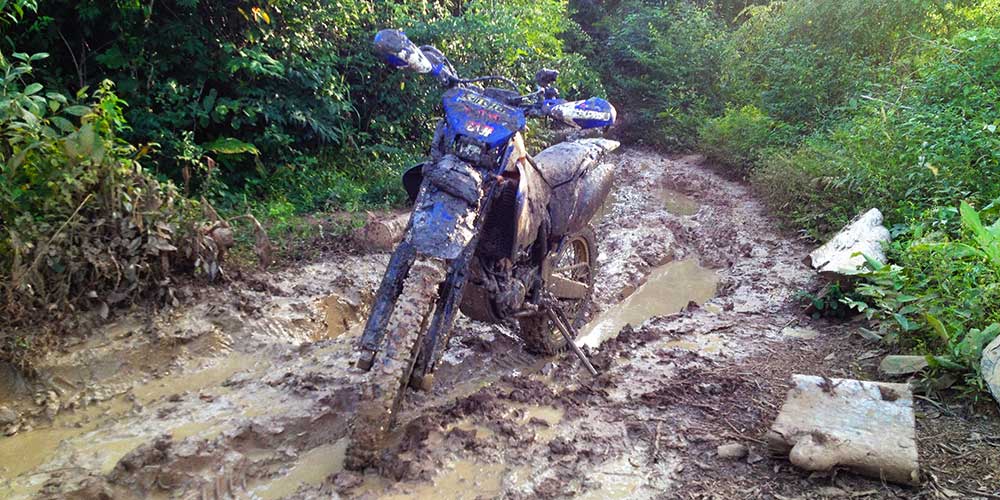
(3, 0, 999, 393)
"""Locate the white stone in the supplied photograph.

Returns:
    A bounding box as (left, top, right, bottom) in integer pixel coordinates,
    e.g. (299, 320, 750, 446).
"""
(983, 336, 1000, 408)
(717, 442, 748, 459)
(879, 355, 930, 376)
(809, 209, 890, 275)
(767, 375, 919, 485)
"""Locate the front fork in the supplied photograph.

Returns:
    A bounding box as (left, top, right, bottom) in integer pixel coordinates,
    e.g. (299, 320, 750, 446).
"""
(356, 236, 417, 371)
(356, 181, 498, 384)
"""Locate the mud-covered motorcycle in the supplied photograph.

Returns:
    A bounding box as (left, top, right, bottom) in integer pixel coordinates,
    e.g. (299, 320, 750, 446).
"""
(347, 30, 619, 468)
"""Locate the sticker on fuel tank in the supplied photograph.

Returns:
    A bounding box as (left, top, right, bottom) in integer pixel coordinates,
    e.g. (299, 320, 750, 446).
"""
(465, 121, 495, 137)
(457, 92, 509, 114)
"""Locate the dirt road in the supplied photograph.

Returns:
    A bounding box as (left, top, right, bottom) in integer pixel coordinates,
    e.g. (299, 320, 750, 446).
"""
(1, 151, 996, 499)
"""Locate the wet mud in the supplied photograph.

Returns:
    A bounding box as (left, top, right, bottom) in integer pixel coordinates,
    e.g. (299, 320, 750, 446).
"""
(1, 151, 997, 499)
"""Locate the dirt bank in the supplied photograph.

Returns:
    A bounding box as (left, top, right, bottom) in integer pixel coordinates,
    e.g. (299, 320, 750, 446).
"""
(1, 151, 997, 499)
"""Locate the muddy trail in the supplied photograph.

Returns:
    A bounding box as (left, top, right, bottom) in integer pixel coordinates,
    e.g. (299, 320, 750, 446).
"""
(2, 150, 997, 499)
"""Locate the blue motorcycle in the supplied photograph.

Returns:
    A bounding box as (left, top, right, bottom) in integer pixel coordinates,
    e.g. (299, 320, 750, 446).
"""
(348, 29, 619, 468)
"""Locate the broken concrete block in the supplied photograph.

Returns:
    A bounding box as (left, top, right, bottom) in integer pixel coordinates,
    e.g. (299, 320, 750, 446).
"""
(983, 336, 1000, 408)
(809, 209, 890, 275)
(767, 375, 919, 485)
(879, 355, 930, 376)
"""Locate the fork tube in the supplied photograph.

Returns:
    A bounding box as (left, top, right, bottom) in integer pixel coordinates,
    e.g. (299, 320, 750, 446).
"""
(415, 181, 498, 377)
(358, 238, 417, 355)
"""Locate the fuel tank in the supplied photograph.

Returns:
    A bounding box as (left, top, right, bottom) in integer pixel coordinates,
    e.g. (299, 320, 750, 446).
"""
(531, 138, 619, 237)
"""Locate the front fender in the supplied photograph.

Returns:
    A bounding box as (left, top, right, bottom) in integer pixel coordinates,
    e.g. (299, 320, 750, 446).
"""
(407, 155, 484, 259)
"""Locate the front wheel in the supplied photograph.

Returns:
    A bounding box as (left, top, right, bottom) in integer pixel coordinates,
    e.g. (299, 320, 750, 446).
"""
(518, 225, 597, 355)
(346, 257, 446, 470)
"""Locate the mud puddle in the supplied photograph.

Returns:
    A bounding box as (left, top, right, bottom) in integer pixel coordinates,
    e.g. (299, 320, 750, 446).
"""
(253, 439, 349, 499)
(656, 188, 699, 216)
(378, 460, 514, 500)
(595, 187, 699, 223)
(578, 258, 719, 348)
(317, 294, 365, 340)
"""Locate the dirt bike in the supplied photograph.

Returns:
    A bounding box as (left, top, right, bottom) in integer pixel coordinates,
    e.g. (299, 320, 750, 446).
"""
(347, 29, 619, 468)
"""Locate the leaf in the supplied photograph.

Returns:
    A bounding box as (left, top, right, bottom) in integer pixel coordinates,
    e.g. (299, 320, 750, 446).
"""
(862, 253, 885, 271)
(23, 83, 43, 95)
(927, 355, 964, 371)
(50, 116, 75, 133)
(947, 243, 982, 259)
(63, 105, 91, 116)
(202, 137, 259, 155)
(924, 313, 949, 343)
(894, 313, 917, 332)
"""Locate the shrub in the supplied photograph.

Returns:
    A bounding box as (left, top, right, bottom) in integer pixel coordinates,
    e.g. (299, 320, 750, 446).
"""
(761, 27, 1000, 237)
(847, 201, 1000, 391)
(722, 0, 942, 128)
(1, 52, 206, 362)
(749, 139, 863, 237)
(6, 0, 604, 215)
(596, 0, 727, 149)
(698, 105, 796, 175)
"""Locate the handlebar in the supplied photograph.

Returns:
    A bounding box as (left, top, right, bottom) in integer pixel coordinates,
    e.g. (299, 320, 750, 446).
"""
(373, 29, 555, 101)
(373, 29, 616, 130)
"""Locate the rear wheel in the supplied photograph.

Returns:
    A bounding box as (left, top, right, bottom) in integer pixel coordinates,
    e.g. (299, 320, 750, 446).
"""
(518, 225, 597, 355)
(346, 257, 446, 470)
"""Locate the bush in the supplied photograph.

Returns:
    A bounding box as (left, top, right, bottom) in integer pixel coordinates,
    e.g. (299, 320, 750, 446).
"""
(698, 105, 796, 175)
(749, 140, 863, 237)
(1, 52, 206, 357)
(847, 201, 1000, 391)
(759, 27, 1000, 237)
(6, 0, 605, 215)
(595, 0, 727, 149)
(722, 0, 941, 128)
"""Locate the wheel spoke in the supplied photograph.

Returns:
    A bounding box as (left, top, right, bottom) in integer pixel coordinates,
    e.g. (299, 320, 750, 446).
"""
(554, 262, 589, 274)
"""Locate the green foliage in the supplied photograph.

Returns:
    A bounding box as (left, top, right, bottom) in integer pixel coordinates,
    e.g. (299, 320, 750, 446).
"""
(698, 105, 796, 175)
(796, 283, 857, 320)
(722, 0, 941, 128)
(846, 201, 1000, 385)
(591, 0, 727, 149)
(6, 0, 604, 215)
(1, 52, 201, 338)
(756, 27, 1000, 235)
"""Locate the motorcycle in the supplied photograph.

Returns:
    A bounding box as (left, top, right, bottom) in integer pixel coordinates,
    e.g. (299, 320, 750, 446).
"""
(347, 29, 619, 468)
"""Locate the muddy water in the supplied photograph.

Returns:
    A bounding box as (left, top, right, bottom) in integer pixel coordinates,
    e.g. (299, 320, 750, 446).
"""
(656, 188, 699, 216)
(317, 294, 363, 340)
(595, 187, 699, 222)
(381, 461, 510, 500)
(253, 439, 348, 499)
(578, 259, 719, 348)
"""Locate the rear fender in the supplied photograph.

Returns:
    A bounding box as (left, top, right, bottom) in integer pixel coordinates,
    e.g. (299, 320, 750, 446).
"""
(407, 155, 484, 259)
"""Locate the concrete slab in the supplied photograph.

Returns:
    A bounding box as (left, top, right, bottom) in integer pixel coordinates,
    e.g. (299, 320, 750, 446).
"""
(767, 375, 919, 485)
(983, 336, 1000, 408)
(879, 355, 930, 376)
(809, 208, 890, 275)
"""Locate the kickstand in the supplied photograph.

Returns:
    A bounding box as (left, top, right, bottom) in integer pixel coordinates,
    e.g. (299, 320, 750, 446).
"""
(546, 306, 599, 377)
